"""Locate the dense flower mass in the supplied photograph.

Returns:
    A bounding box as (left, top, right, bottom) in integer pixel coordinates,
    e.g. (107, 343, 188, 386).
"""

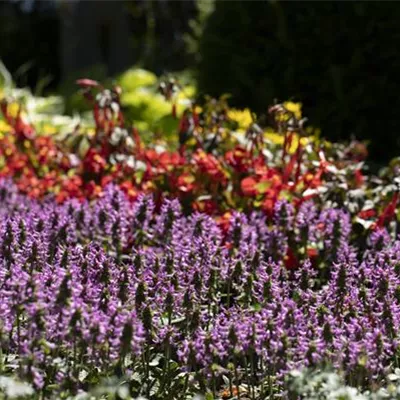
(2, 77, 400, 399)
(1, 81, 383, 219)
(0, 180, 399, 398)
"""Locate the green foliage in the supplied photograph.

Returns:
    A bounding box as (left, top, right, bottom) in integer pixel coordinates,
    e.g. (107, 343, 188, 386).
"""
(60, 66, 196, 140)
(0, 60, 12, 89)
(198, 1, 400, 161)
(117, 68, 157, 92)
(119, 84, 171, 130)
(117, 68, 196, 138)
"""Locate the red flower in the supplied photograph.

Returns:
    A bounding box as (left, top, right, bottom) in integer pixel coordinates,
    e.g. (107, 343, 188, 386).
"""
(157, 151, 184, 172)
(56, 176, 83, 203)
(225, 146, 251, 173)
(120, 180, 139, 201)
(101, 175, 114, 187)
(1, 100, 35, 141)
(375, 192, 399, 229)
(261, 198, 275, 215)
(194, 150, 227, 184)
(144, 149, 158, 163)
(14, 116, 35, 140)
(192, 199, 218, 215)
(284, 248, 298, 270)
(83, 148, 107, 174)
(354, 169, 364, 187)
(358, 209, 375, 219)
(240, 176, 258, 197)
(216, 212, 232, 235)
(307, 247, 318, 259)
(177, 173, 195, 193)
(85, 180, 103, 199)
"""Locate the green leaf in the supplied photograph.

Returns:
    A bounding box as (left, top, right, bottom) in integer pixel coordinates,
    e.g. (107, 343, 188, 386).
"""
(205, 392, 214, 400)
(117, 68, 157, 92)
(254, 181, 271, 194)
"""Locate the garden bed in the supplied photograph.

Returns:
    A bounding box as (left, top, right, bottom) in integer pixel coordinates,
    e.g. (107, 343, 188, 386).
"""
(1, 77, 400, 399)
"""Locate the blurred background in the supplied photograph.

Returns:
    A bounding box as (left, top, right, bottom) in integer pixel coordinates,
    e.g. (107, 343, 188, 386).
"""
(1, 0, 400, 161)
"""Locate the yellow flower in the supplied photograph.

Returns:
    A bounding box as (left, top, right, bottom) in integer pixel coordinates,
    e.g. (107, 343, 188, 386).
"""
(283, 101, 302, 119)
(7, 102, 20, 119)
(264, 129, 310, 154)
(43, 124, 57, 135)
(264, 130, 284, 146)
(0, 120, 11, 133)
(228, 108, 252, 130)
(219, 128, 229, 141)
(86, 128, 96, 138)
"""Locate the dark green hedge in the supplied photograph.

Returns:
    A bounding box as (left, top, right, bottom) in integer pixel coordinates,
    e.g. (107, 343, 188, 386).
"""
(197, 1, 400, 161)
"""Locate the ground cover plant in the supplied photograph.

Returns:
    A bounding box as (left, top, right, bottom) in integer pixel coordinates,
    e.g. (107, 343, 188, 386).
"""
(0, 181, 400, 399)
(1, 75, 400, 399)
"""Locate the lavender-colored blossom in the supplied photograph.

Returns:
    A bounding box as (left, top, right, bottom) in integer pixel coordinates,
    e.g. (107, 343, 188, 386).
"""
(0, 181, 399, 395)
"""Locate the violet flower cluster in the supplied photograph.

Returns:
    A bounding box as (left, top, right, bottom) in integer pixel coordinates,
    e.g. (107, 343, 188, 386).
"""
(0, 179, 399, 397)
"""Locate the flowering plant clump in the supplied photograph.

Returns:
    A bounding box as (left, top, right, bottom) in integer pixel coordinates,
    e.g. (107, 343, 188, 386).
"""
(0, 181, 400, 398)
(2, 78, 390, 223)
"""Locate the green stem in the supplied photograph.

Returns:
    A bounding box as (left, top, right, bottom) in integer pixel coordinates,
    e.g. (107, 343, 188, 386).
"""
(229, 372, 233, 398)
(250, 353, 256, 400)
(268, 370, 274, 400)
(143, 347, 150, 398)
(181, 372, 190, 400)
(211, 367, 217, 399)
(73, 337, 77, 379)
(234, 358, 240, 400)
(158, 341, 171, 397)
(244, 357, 254, 400)
(227, 279, 232, 309)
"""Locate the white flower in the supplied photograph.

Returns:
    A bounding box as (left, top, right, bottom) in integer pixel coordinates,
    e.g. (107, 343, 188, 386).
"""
(110, 128, 127, 146)
(327, 387, 367, 400)
(125, 136, 135, 149)
(68, 154, 81, 168)
(135, 160, 147, 171)
(0, 376, 34, 398)
(126, 156, 136, 169)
